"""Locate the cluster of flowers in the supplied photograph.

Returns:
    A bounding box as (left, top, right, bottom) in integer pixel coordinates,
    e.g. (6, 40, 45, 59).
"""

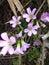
(0, 7, 49, 56)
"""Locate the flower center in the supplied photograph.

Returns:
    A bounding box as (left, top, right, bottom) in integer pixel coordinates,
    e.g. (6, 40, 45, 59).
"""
(29, 14, 33, 18)
(16, 21, 18, 24)
(29, 27, 32, 30)
(8, 42, 11, 46)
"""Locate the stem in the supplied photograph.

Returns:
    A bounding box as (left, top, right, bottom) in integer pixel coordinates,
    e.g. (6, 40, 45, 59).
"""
(35, 0, 46, 16)
(41, 41, 45, 65)
(19, 25, 23, 31)
(18, 54, 22, 65)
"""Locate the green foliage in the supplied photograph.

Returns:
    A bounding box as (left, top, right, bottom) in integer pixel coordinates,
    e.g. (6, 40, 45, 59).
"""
(28, 47, 40, 61)
(13, 58, 19, 65)
(21, 19, 27, 29)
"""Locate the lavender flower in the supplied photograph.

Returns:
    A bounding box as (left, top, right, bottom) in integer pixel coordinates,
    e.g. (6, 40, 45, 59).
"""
(24, 23, 40, 36)
(21, 40, 30, 51)
(9, 16, 21, 28)
(16, 31, 22, 38)
(14, 43, 24, 54)
(0, 32, 16, 56)
(33, 40, 41, 46)
(23, 7, 36, 22)
(40, 12, 49, 22)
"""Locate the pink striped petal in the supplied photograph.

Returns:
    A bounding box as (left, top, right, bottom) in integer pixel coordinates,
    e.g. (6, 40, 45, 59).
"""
(0, 40, 7, 47)
(23, 14, 29, 18)
(12, 24, 16, 28)
(27, 7, 31, 14)
(32, 8, 36, 14)
(8, 46, 14, 55)
(12, 16, 16, 21)
(17, 16, 21, 20)
(1, 46, 8, 56)
(1, 32, 9, 41)
(10, 36, 16, 45)
(9, 20, 15, 24)
(32, 30, 37, 35)
(28, 31, 32, 36)
(26, 18, 31, 22)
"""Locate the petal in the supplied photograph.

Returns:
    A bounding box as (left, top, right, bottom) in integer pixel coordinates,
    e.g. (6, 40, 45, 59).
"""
(17, 16, 21, 20)
(26, 18, 31, 22)
(12, 16, 17, 21)
(14, 48, 24, 54)
(23, 14, 29, 18)
(41, 24, 46, 28)
(33, 15, 36, 19)
(28, 23, 33, 27)
(1, 32, 9, 41)
(0, 40, 7, 47)
(1, 46, 8, 56)
(10, 36, 16, 45)
(21, 44, 30, 51)
(21, 46, 26, 51)
(32, 30, 37, 35)
(33, 25, 40, 30)
(12, 24, 16, 28)
(27, 7, 31, 14)
(24, 29, 29, 33)
(16, 33, 22, 38)
(32, 8, 36, 14)
(46, 17, 49, 22)
(8, 46, 14, 55)
(9, 20, 15, 24)
(18, 21, 21, 24)
(28, 31, 32, 36)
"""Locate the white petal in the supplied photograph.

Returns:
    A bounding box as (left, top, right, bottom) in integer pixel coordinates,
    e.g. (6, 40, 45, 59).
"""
(28, 31, 32, 36)
(1, 46, 8, 56)
(8, 46, 14, 55)
(26, 18, 31, 22)
(10, 36, 16, 45)
(27, 7, 31, 14)
(0, 40, 7, 47)
(32, 30, 37, 35)
(12, 24, 16, 28)
(23, 14, 29, 18)
(32, 8, 36, 14)
(17, 16, 21, 20)
(9, 20, 15, 24)
(46, 17, 49, 22)
(12, 16, 17, 21)
(1, 32, 9, 41)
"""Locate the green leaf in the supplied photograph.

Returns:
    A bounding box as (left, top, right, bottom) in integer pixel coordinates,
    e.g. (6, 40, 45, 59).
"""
(13, 58, 18, 65)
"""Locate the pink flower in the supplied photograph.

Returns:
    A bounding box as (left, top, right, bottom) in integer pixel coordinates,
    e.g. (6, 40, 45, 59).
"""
(33, 40, 41, 46)
(24, 23, 40, 36)
(0, 32, 16, 56)
(14, 42, 24, 54)
(40, 12, 49, 22)
(9, 16, 21, 28)
(16, 31, 22, 38)
(23, 7, 36, 22)
(21, 40, 30, 51)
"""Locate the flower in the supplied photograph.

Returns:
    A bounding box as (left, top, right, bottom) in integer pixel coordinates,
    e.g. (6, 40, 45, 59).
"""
(33, 40, 41, 46)
(9, 16, 21, 28)
(21, 40, 30, 51)
(16, 31, 22, 38)
(23, 7, 36, 22)
(14, 42, 24, 54)
(0, 32, 16, 56)
(24, 23, 40, 36)
(40, 12, 49, 22)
